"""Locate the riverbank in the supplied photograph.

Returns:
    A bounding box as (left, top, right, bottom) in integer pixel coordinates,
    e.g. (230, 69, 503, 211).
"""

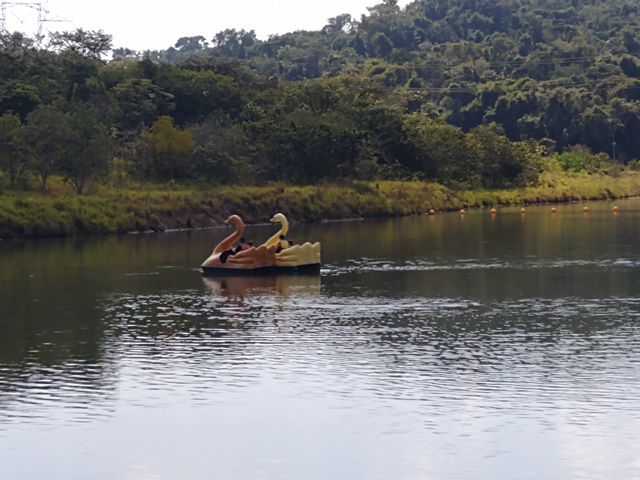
(2, 171, 640, 239)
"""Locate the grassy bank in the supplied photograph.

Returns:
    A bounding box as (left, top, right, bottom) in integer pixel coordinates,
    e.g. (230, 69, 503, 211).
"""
(2, 170, 640, 239)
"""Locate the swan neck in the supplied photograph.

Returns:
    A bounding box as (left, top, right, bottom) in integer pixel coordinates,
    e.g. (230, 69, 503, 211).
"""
(281, 218, 289, 236)
(263, 216, 289, 248)
(213, 219, 244, 254)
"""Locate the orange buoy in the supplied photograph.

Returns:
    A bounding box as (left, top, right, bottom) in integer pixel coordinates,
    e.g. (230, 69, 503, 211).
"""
(490, 208, 497, 215)
(613, 206, 619, 213)
(551, 207, 557, 213)
(428, 209, 436, 215)
(520, 208, 526, 214)
(583, 206, 590, 213)
(459, 209, 466, 215)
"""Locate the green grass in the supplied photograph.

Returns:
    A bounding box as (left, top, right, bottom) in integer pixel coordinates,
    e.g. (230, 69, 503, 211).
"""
(460, 170, 640, 207)
(2, 171, 640, 239)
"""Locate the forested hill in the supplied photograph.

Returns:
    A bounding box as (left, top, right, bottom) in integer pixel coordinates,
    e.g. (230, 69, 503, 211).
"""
(140, 0, 640, 158)
(1, 0, 640, 195)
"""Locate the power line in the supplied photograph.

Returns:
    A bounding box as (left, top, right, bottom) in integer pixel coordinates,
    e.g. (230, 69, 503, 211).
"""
(406, 79, 640, 94)
(412, 54, 604, 70)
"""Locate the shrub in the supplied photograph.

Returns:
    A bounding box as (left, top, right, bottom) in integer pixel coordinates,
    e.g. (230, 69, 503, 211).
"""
(556, 152, 585, 172)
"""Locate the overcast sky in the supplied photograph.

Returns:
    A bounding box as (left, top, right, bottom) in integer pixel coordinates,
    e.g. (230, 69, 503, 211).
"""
(3, 0, 411, 50)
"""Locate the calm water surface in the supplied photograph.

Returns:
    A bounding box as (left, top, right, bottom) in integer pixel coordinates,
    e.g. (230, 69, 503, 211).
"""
(2, 200, 640, 479)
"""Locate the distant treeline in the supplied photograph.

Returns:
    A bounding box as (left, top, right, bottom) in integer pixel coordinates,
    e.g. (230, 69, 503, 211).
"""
(1, 0, 640, 193)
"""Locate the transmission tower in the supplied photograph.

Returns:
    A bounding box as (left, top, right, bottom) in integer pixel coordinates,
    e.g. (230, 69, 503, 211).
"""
(0, 1, 66, 43)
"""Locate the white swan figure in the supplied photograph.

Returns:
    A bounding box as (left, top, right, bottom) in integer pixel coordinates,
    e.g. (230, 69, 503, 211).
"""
(265, 213, 321, 268)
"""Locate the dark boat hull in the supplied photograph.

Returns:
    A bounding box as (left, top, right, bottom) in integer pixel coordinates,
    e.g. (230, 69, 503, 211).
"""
(201, 263, 321, 277)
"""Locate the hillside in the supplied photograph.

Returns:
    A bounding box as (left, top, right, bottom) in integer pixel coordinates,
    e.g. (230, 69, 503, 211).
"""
(139, 0, 640, 160)
(0, 0, 639, 212)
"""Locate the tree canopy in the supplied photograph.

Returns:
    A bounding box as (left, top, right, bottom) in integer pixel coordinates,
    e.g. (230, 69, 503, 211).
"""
(1, 1, 639, 192)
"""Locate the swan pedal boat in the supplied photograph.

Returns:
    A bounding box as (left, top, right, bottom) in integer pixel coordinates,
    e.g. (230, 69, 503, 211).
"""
(200, 213, 321, 276)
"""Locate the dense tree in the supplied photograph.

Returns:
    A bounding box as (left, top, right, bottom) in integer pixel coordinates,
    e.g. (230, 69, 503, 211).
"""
(112, 47, 139, 61)
(0, 114, 29, 186)
(25, 106, 74, 190)
(403, 114, 475, 185)
(2, 0, 639, 193)
(467, 125, 538, 188)
(211, 29, 257, 59)
(188, 120, 250, 183)
(60, 105, 112, 194)
(0, 80, 40, 120)
(323, 14, 355, 34)
(49, 29, 113, 59)
(151, 66, 243, 124)
(110, 78, 175, 132)
(371, 32, 393, 58)
(175, 36, 208, 54)
(141, 116, 195, 180)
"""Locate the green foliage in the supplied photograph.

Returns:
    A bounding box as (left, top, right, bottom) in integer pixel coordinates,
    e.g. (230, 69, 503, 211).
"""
(191, 148, 238, 183)
(1, 2, 638, 197)
(554, 145, 623, 176)
(371, 33, 393, 58)
(0, 113, 29, 185)
(556, 152, 586, 172)
(141, 116, 195, 180)
(628, 159, 640, 172)
(123, 0, 640, 162)
(25, 105, 74, 190)
(249, 112, 360, 183)
(403, 115, 472, 183)
(48, 29, 113, 59)
(152, 67, 244, 124)
(188, 120, 251, 183)
(59, 104, 113, 194)
(403, 117, 538, 188)
(0, 80, 40, 120)
(467, 125, 539, 188)
(110, 78, 175, 131)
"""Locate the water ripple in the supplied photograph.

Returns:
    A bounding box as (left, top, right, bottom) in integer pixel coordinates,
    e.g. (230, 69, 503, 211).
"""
(0, 291, 610, 423)
(324, 257, 640, 274)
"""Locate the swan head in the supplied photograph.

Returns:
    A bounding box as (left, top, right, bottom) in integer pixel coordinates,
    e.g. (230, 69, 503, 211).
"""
(225, 214, 244, 228)
(270, 213, 287, 224)
(270, 213, 289, 236)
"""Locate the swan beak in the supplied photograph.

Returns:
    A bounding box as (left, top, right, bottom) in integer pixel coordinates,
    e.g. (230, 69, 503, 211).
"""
(270, 216, 277, 223)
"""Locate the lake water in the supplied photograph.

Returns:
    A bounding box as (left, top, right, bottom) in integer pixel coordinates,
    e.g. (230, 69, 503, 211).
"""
(2, 200, 640, 479)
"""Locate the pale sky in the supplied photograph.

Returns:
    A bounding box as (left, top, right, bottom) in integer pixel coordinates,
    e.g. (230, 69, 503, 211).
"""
(3, 0, 411, 51)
